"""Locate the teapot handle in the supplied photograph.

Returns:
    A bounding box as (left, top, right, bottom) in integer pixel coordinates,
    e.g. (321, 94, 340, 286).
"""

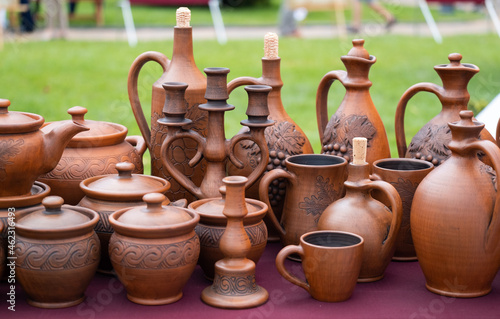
(227, 76, 262, 94)
(395, 83, 445, 157)
(258, 169, 295, 240)
(316, 70, 347, 143)
(127, 51, 171, 151)
(275, 244, 309, 292)
(462, 140, 500, 253)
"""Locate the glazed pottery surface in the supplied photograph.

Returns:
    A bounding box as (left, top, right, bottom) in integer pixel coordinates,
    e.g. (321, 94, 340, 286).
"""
(316, 39, 390, 165)
(109, 193, 200, 305)
(318, 162, 402, 282)
(395, 53, 495, 166)
(39, 107, 147, 205)
(14, 196, 100, 308)
(259, 154, 347, 249)
(276, 231, 364, 302)
(411, 111, 500, 298)
(0, 99, 88, 197)
(372, 158, 434, 261)
(128, 8, 207, 203)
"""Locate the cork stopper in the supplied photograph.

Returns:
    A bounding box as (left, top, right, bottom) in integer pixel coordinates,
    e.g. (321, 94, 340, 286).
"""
(352, 137, 367, 165)
(176, 7, 191, 27)
(264, 32, 279, 59)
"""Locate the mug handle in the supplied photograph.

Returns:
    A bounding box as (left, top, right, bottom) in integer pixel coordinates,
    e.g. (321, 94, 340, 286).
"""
(275, 244, 309, 292)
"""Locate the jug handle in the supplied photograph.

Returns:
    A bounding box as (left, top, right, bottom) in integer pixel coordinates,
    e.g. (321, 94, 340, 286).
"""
(496, 118, 500, 148)
(227, 76, 262, 94)
(258, 169, 295, 239)
(395, 83, 445, 157)
(127, 51, 171, 151)
(275, 244, 309, 292)
(462, 140, 500, 253)
(125, 135, 148, 157)
(316, 70, 348, 143)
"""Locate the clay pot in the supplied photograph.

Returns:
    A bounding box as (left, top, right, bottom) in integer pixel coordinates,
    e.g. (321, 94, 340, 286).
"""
(318, 162, 402, 282)
(395, 53, 495, 166)
(39, 106, 147, 205)
(0, 222, 4, 281)
(411, 111, 500, 297)
(316, 39, 390, 165)
(14, 196, 100, 308)
(78, 162, 176, 274)
(0, 99, 88, 197)
(109, 193, 200, 305)
(188, 189, 268, 280)
(128, 8, 207, 203)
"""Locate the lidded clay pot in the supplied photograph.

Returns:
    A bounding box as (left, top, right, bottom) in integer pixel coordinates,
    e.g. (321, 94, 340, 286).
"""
(14, 196, 100, 308)
(78, 161, 176, 274)
(188, 187, 268, 280)
(39, 106, 147, 205)
(109, 193, 200, 305)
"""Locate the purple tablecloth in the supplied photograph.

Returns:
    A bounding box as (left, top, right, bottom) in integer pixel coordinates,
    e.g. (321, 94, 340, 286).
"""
(1, 242, 499, 318)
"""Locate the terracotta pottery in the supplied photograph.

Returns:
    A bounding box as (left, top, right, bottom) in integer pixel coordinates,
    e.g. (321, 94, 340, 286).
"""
(0, 99, 88, 197)
(159, 71, 273, 200)
(318, 138, 402, 282)
(259, 154, 347, 250)
(372, 158, 434, 261)
(78, 162, 177, 274)
(316, 39, 390, 165)
(227, 32, 313, 236)
(276, 231, 364, 302)
(0, 222, 4, 281)
(14, 196, 100, 308)
(109, 193, 200, 305)
(128, 7, 207, 203)
(395, 53, 495, 166)
(411, 110, 500, 298)
(188, 187, 268, 280)
(201, 176, 269, 309)
(39, 106, 147, 205)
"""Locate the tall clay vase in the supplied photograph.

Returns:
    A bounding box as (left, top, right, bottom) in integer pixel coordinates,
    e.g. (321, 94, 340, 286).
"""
(411, 110, 500, 298)
(127, 8, 207, 203)
(227, 33, 313, 237)
(316, 39, 390, 165)
(259, 154, 347, 250)
(318, 162, 402, 282)
(395, 53, 495, 166)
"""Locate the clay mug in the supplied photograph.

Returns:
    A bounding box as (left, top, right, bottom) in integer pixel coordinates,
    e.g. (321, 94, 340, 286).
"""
(259, 154, 347, 249)
(276, 230, 364, 302)
(372, 158, 434, 261)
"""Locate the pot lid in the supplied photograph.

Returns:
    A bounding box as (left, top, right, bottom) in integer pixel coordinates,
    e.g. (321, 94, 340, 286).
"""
(42, 106, 127, 147)
(80, 162, 170, 201)
(117, 193, 194, 226)
(0, 99, 45, 134)
(192, 186, 260, 217)
(17, 196, 91, 229)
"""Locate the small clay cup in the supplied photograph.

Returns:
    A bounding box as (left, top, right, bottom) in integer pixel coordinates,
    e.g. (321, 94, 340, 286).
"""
(276, 231, 364, 302)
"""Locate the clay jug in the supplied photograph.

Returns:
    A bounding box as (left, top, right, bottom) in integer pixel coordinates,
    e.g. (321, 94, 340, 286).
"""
(127, 7, 207, 203)
(318, 138, 402, 282)
(395, 53, 495, 166)
(316, 39, 390, 165)
(227, 32, 313, 228)
(411, 111, 500, 298)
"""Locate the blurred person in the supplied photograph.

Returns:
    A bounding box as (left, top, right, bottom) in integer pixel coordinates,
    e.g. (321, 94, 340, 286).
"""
(43, 0, 68, 39)
(278, 0, 307, 37)
(350, 0, 396, 33)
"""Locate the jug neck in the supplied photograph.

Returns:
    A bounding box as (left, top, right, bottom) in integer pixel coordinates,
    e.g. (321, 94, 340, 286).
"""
(341, 56, 375, 88)
(171, 27, 195, 64)
(261, 58, 285, 115)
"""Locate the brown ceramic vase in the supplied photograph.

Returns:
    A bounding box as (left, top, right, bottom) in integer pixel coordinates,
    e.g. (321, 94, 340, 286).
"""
(39, 106, 147, 205)
(109, 193, 200, 305)
(411, 111, 500, 297)
(14, 196, 100, 308)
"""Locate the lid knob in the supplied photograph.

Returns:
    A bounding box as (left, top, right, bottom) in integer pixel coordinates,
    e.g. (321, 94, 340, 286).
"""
(42, 196, 64, 213)
(457, 110, 474, 126)
(116, 162, 135, 178)
(347, 39, 370, 59)
(143, 193, 166, 210)
(68, 106, 88, 123)
(0, 99, 10, 114)
(448, 53, 462, 66)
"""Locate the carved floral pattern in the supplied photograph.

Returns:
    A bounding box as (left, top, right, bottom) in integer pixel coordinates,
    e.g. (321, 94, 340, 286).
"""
(211, 273, 258, 296)
(390, 178, 418, 245)
(15, 233, 100, 271)
(195, 222, 267, 248)
(299, 176, 339, 224)
(407, 124, 451, 165)
(0, 139, 24, 180)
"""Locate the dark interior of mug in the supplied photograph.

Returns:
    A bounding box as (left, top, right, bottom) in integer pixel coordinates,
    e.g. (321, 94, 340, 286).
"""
(288, 154, 345, 166)
(304, 232, 361, 247)
(375, 159, 432, 171)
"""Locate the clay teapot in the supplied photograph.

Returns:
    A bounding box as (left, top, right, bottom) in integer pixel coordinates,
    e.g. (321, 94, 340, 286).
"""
(411, 111, 500, 297)
(14, 196, 100, 308)
(39, 106, 147, 205)
(0, 99, 89, 197)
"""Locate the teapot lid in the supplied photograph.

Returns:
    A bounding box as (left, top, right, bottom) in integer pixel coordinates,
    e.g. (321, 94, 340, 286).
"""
(42, 106, 127, 147)
(116, 193, 194, 226)
(0, 99, 45, 134)
(80, 162, 170, 201)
